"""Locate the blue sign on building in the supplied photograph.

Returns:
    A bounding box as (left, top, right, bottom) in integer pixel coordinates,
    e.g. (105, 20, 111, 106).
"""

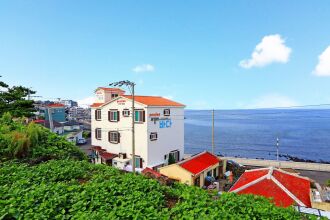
(159, 119, 172, 128)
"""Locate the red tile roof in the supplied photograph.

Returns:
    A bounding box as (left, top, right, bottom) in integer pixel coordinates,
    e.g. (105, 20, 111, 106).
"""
(100, 151, 117, 160)
(90, 146, 103, 151)
(90, 103, 104, 108)
(142, 167, 164, 178)
(47, 103, 65, 107)
(97, 87, 125, 93)
(179, 151, 220, 175)
(229, 167, 311, 207)
(123, 95, 185, 107)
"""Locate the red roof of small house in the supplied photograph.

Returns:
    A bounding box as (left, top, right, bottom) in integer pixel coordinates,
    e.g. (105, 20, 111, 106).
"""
(90, 103, 104, 108)
(229, 167, 311, 207)
(179, 151, 220, 175)
(33, 119, 45, 123)
(123, 95, 185, 107)
(90, 146, 103, 151)
(99, 151, 117, 160)
(142, 167, 164, 178)
(47, 103, 65, 108)
(96, 87, 125, 93)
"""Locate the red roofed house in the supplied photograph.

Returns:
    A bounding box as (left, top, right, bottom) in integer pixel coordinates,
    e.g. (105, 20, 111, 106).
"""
(159, 151, 222, 187)
(229, 167, 312, 207)
(91, 86, 185, 171)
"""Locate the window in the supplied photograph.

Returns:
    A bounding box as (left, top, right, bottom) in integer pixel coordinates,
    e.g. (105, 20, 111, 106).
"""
(150, 132, 158, 141)
(164, 109, 170, 116)
(108, 110, 120, 122)
(122, 109, 130, 117)
(169, 150, 180, 162)
(134, 110, 145, 123)
(111, 93, 119, 99)
(135, 156, 143, 168)
(95, 128, 102, 140)
(108, 131, 120, 144)
(95, 109, 101, 120)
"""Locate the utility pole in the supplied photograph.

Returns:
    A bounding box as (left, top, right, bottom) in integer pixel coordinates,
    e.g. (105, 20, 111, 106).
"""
(48, 107, 54, 132)
(131, 84, 135, 173)
(212, 109, 215, 155)
(109, 80, 136, 173)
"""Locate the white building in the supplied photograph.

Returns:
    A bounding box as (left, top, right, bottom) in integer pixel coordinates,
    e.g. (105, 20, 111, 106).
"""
(90, 87, 185, 170)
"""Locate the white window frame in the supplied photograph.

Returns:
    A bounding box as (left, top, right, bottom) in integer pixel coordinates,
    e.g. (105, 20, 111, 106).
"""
(150, 132, 158, 141)
(123, 109, 130, 117)
(95, 128, 102, 140)
(95, 109, 101, 120)
(164, 109, 170, 116)
(109, 131, 120, 144)
(109, 110, 119, 122)
(111, 93, 119, 99)
(134, 110, 144, 123)
(169, 150, 180, 162)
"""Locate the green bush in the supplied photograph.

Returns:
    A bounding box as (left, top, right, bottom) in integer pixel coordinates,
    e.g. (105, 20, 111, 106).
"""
(0, 160, 318, 220)
(0, 113, 86, 162)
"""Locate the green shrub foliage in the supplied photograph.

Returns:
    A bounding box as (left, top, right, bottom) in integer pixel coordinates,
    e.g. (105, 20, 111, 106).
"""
(0, 114, 321, 219)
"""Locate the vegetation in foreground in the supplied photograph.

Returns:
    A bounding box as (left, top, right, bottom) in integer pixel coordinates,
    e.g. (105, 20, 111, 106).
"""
(0, 114, 321, 219)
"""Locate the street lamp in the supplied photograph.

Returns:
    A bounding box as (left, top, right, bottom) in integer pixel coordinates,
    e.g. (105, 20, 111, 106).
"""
(109, 80, 136, 173)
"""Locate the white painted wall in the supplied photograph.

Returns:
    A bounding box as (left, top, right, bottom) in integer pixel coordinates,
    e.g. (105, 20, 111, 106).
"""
(146, 107, 184, 167)
(91, 96, 184, 168)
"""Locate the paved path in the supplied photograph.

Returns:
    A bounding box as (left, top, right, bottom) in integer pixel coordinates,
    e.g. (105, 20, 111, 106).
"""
(222, 157, 330, 172)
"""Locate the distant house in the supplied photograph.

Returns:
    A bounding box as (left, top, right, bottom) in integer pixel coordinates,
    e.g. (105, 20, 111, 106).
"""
(44, 103, 66, 123)
(63, 120, 82, 131)
(34, 119, 64, 135)
(229, 167, 312, 208)
(159, 151, 221, 187)
(60, 100, 78, 108)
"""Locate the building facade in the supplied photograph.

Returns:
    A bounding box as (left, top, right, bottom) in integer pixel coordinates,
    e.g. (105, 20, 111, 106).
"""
(44, 103, 66, 123)
(91, 87, 185, 170)
(159, 151, 221, 187)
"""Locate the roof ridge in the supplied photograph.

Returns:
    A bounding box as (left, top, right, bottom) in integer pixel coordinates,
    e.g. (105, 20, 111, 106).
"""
(270, 175, 306, 206)
(177, 151, 208, 165)
(231, 174, 268, 193)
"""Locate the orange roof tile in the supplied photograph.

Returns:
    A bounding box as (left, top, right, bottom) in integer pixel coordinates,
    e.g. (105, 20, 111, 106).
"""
(90, 103, 104, 108)
(96, 87, 125, 93)
(47, 103, 65, 108)
(123, 95, 185, 107)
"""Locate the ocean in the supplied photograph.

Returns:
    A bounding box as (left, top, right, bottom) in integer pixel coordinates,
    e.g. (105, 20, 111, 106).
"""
(184, 109, 330, 162)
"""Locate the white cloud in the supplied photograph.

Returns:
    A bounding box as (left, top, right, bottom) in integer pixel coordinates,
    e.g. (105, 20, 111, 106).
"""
(132, 64, 155, 73)
(78, 96, 95, 108)
(245, 94, 298, 109)
(240, 34, 292, 68)
(313, 46, 330, 76)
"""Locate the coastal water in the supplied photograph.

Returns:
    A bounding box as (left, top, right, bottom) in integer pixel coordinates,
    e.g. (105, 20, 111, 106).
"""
(184, 109, 330, 162)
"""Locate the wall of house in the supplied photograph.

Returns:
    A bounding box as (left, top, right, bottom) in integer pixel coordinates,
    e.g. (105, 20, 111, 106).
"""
(146, 107, 184, 167)
(91, 97, 149, 167)
(45, 107, 66, 122)
(159, 164, 193, 185)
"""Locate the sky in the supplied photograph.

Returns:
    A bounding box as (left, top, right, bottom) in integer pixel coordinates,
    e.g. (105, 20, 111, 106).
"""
(1, 0, 330, 109)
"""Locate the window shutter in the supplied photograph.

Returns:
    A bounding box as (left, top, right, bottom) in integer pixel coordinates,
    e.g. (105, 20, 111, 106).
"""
(117, 111, 120, 121)
(95, 110, 97, 120)
(142, 110, 145, 122)
(108, 111, 111, 121)
(139, 158, 143, 168)
(118, 132, 120, 143)
(95, 129, 97, 139)
(108, 132, 111, 142)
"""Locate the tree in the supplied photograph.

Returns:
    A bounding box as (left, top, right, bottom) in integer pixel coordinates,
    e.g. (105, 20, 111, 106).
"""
(0, 76, 36, 118)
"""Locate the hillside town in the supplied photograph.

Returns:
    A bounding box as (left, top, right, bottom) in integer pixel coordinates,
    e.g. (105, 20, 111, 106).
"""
(1, 1, 330, 218)
(23, 83, 330, 218)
